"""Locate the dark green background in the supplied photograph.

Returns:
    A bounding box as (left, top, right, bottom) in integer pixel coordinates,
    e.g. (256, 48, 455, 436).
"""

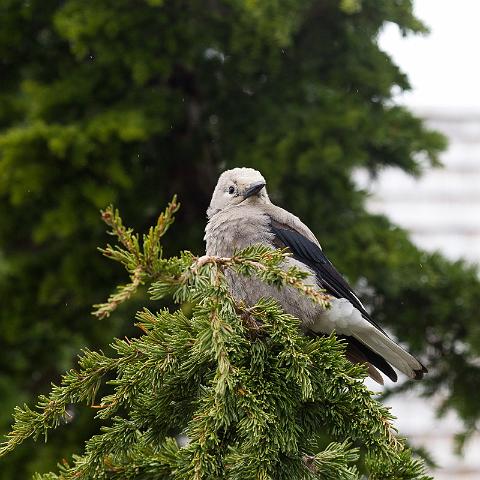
(1, 0, 478, 476)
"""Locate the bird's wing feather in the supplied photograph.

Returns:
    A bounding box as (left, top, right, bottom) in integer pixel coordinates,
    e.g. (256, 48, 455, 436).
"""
(268, 215, 427, 381)
(262, 204, 321, 246)
(269, 218, 387, 335)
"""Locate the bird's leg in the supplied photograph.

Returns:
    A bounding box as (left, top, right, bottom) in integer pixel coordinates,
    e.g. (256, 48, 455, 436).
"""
(235, 303, 265, 339)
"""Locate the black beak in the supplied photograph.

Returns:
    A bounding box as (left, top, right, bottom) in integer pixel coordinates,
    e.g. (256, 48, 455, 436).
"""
(243, 181, 266, 199)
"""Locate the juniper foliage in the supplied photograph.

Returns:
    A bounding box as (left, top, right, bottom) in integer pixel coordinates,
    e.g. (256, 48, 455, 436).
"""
(9, 0, 480, 475)
(1, 202, 431, 480)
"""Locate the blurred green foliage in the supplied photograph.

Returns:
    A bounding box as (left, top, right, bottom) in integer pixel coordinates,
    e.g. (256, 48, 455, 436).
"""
(0, 0, 478, 477)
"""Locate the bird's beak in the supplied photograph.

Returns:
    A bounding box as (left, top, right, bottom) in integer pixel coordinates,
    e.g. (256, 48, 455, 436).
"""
(243, 181, 266, 199)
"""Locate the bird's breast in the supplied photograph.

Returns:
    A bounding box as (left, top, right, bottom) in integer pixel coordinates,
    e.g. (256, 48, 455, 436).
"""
(204, 207, 272, 257)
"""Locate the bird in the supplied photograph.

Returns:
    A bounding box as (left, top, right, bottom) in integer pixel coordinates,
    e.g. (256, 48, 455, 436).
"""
(204, 167, 427, 384)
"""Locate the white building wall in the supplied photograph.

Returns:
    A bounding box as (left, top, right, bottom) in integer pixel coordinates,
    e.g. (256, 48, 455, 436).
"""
(358, 108, 480, 478)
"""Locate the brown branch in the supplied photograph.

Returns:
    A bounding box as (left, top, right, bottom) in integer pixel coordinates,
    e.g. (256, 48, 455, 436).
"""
(192, 254, 332, 307)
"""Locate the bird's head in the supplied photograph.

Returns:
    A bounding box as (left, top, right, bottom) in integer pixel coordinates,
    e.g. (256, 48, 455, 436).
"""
(207, 167, 270, 218)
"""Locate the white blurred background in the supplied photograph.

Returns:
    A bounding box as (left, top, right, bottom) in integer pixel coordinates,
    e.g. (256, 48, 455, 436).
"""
(361, 1, 480, 478)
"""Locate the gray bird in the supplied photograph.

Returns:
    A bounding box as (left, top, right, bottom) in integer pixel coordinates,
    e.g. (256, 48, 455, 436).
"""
(204, 167, 427, 384)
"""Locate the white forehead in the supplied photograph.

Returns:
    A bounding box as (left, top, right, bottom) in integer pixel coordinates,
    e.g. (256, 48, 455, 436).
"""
(217, 167, 265, 187)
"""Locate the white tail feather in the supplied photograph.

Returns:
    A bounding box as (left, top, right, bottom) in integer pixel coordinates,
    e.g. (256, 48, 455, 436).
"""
(353, 327, 422, 379)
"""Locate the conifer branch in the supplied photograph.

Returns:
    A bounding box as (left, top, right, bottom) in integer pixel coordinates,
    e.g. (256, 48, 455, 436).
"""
(92, 196, 180, 319)
(93, 266, 145, 320)
(303, 441, 359, 479)
(192, 250, 332, 309)
(1, 203, 433, 480)
(0, 350, 130, 457)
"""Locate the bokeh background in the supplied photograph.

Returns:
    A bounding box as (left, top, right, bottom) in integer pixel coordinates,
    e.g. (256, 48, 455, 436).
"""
(0, 1, 479, 478)
(362, 1, 480, 478)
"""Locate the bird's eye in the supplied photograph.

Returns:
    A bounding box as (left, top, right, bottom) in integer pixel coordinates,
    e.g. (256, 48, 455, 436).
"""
(228, 186, 235, 195)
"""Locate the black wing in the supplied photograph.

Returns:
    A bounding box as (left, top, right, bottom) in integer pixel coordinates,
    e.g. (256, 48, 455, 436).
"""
(270, 221, 385, 333)
(270, 221, 397, 382)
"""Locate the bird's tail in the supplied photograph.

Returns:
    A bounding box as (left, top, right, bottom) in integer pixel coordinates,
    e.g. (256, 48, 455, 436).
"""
(353, 327, 427, 380)
(344, 340, 385, 385)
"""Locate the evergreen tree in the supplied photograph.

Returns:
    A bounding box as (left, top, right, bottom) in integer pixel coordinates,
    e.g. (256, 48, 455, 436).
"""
(1, 0, 480, 476)
(0, 202, 432, 480)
